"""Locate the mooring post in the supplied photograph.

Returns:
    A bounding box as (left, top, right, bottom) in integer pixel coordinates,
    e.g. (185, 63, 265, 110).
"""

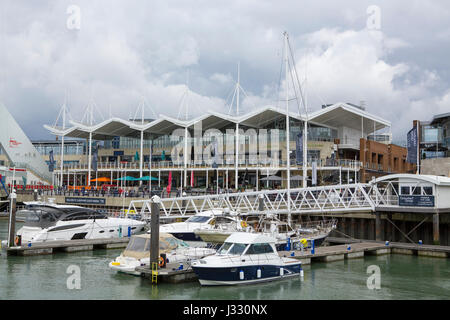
(258, 193, 264, 212)
(375, 212, 381, 241)
(8, 189, 17, 248)
(432, 212, 440, 245)
(150, 195, 161, 267)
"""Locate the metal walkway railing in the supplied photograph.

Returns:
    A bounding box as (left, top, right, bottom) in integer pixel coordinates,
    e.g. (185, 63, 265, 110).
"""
(128, 183, 387, 219)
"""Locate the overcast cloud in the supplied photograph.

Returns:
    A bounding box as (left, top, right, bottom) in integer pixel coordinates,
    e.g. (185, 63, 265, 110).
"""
(0, 0, 449, 142)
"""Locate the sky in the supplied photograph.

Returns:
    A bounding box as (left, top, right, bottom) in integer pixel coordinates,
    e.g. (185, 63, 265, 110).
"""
(0, 0, 449, 142)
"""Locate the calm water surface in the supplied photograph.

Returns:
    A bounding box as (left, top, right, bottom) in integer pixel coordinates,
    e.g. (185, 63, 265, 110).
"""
(1, 219, 449, 300)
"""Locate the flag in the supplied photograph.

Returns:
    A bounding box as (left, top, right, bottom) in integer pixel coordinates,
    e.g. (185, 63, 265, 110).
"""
(407, 126, 418, 164)
(312, 161, 317, 186)
(149, 141, 153, 169)
(92, 144, 98, 172)
(191, 170, 194, 187)
(296, 132, 303, 165)
(48, 150, 55, 172)
(166, 171, 172, 194)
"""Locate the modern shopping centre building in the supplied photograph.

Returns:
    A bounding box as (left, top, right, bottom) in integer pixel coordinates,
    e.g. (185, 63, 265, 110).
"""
(0, 102, 416, 190)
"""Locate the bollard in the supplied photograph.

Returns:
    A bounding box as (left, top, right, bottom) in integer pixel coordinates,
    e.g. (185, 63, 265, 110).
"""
(285, 237, 291, 251)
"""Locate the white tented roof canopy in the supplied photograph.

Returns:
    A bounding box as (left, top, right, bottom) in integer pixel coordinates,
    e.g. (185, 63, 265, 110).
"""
(309, 103, 390, 133)
(238, 106, 304, 128)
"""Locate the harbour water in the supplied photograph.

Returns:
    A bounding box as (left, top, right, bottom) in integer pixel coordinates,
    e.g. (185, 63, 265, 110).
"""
(1, 220, 449, 300)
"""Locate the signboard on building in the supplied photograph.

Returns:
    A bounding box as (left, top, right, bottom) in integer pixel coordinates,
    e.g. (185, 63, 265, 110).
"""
(406, 126, 418, 164)
(65, 197, 106, 205)
(399, 195, 434, 207)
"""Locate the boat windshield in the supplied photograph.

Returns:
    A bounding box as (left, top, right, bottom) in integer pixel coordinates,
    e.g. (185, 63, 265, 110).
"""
(228, 243, 248, 255)
(126, 237, 147, 252)
(23, 209, 59, 229)
(217, 242, 233, 254)
(186, 216, 210, 223)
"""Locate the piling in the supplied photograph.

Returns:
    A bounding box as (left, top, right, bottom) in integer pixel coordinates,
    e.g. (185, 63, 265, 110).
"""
(375, 212, 381, 241)
(433, 212, 440, 245)
(258, 194, 264, 212)
(150, 195, 161, 266)
(7, 190, 17, 248)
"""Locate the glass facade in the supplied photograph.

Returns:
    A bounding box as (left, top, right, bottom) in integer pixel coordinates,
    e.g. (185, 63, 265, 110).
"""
(34, 142, 84, 156)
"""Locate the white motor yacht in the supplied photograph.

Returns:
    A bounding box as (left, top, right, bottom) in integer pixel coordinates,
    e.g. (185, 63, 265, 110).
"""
(191, 233, 303, 286)
(15, 202, 146, 244)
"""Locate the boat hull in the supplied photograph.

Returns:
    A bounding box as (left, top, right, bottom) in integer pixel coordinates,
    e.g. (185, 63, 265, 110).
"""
(192, 263, 302, 286)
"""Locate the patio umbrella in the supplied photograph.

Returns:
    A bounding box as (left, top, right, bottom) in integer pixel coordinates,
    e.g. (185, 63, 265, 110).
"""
(135, 176, 158, 181)
(260, 175, 283, 181)
(90, 177, 111, 182)
(114, 176, 138, 181)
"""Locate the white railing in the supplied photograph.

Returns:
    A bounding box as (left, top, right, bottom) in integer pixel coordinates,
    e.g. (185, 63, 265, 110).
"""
(128, 183, 377, 219)
(57, 158, 362, 172)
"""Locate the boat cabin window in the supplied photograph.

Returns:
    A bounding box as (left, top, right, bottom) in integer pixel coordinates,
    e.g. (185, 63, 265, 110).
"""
(245, 243, 274, 255)
(228, 243, 247, 255)
(126, 237, 147, 252)
(63, 212, 92, 221)
(217, 242, 233, 254)
(186, 216, 211, 223)
(24, 209, 58, 228)
(214, 217, 235, 224)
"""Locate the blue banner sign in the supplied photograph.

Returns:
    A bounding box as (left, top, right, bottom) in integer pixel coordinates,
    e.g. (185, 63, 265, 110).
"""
(65, 197, 106, 205)
(399, 195, 434, 207)
(406, 126, 418, 164)
(296, 132, 303, 165)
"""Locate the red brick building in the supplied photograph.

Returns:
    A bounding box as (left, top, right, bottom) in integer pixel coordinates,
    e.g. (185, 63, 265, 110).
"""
(359, 138, 416, 183)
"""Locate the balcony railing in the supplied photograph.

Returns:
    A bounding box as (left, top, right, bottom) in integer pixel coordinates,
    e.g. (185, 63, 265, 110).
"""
(56, 158, 362, 172)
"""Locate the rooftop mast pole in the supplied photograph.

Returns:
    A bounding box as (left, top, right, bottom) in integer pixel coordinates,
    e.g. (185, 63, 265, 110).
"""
(235, 62, 240, 191)
(284, 32, 291, 225)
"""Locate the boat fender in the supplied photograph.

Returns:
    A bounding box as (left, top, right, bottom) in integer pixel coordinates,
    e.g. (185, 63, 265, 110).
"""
(158, 256, 165, 267)
(256, 269, 261, 279)
(239, 270, 244, 280)
(14, 235, 21, 246)
(280, 267, 284, 276)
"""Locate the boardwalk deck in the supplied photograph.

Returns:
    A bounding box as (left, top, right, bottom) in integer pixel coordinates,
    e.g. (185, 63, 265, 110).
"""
(327, 237, 450, 257)
(4, 237, 130, 256)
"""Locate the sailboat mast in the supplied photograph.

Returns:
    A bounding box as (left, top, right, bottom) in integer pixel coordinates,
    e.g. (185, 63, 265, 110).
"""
(284, 32, 291, 224)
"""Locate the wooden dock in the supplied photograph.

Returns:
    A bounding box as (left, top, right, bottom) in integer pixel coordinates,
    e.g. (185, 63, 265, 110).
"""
(278, 242, 390, 264)
(137, 263, 198, 284)
(3, 237, 130, 256)
(326, 237, 450, 258)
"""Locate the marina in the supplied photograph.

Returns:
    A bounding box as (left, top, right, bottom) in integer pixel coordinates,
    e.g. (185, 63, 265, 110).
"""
(0, 2, 449, 306)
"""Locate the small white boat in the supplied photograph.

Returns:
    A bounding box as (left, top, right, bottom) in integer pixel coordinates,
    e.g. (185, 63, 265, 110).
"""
(109, 233, 216, 275)
(15, 202, 146, 244)
(159, 209, 246, 243)
(191, 233, 303, 286)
